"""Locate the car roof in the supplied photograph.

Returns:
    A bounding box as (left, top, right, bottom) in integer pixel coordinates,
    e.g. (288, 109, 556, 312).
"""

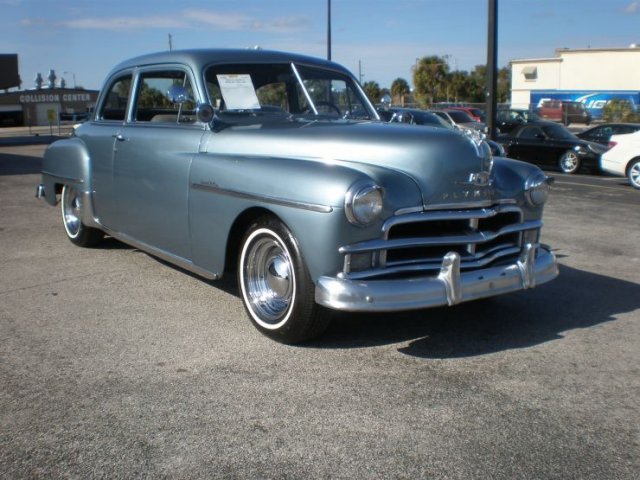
(108, 48, 347, 76)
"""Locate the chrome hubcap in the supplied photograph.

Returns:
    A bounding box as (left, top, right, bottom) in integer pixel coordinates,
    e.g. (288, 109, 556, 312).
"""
(630, 162, 640, 187)
(62, 186, 81, 237)
(242, 231, 294, 326)
(561, 153, 578, 172)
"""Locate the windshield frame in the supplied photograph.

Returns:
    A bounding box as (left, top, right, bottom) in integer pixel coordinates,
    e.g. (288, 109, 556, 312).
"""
(202, 60, 379, 123)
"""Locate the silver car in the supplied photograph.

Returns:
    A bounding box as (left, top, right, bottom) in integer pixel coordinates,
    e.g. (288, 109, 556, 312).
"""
(37, 49, 558, 343)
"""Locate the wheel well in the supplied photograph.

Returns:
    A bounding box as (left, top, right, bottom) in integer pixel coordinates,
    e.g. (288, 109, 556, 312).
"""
(626, 157, 640, 175)
(224, 207, 277, 273)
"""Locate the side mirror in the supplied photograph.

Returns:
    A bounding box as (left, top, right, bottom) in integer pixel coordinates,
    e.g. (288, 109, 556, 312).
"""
(380, 93, 392, 109)
(535, 133, 546, 140)
(196, 104, 215, 123)
(167, 85, 191, 104)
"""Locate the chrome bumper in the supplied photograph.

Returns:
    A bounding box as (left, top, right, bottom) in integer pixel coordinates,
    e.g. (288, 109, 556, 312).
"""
(315, 244, 558, 312)
(36, 183, 45, 198)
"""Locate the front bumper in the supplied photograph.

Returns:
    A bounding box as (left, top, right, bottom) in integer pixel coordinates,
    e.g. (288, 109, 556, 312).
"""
(315, 244, 558, 312)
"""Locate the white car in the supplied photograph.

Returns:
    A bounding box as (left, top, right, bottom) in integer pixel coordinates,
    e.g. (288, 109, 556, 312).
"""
(601, 130, 640, 189)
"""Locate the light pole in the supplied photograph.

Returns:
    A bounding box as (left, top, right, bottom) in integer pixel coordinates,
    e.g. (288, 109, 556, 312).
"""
(63, 71, 76, 89)
(327, 0, 332, 60)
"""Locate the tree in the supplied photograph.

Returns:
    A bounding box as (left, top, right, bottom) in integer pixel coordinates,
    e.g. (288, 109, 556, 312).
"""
(362, 81, 381, 104)
(446, 71, 470, 103)
(603, 99, 640, 122)
(391, 78, 410, 97)
(413, 56, 449, 106)
(390, 78, 410, 106)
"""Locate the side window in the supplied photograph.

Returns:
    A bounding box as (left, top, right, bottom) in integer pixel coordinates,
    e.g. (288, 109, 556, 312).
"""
(518, 126, 542, 139)
(99, 75, 132, 121)
(256, 83, 288, 112)
(133, 71, 196, 124)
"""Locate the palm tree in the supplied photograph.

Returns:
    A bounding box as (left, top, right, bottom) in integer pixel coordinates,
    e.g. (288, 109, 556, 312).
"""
(413, 56, 449, 107)
(391, 78, 410, 106)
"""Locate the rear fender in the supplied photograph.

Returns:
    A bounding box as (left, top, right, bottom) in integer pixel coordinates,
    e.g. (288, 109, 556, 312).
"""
(41, 137, 91, 207)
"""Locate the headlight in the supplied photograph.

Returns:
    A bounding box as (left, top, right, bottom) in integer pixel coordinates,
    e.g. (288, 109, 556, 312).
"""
(345, 180, 383, 226)
(524, 172, 552, 206)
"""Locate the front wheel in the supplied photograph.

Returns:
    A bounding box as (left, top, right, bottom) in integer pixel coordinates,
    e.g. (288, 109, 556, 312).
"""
(61, 185, 103, 247)
(238, 216, 330, 344)
(627, 158, 640, 190)
(558, 150, 581, 174)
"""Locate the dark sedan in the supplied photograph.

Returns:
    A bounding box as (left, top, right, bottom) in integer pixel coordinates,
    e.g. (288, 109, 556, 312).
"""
(576, 123, 640, 145)
(499, 121, 607, 174)
(496, 108, 542, 133)
(387, 108, 505, 156)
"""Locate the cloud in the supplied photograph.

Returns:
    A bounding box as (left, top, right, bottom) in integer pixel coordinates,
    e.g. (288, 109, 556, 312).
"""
(62, 16, 186, 30)
(625, 1, 640, 13)
(20, 9, 311, 33)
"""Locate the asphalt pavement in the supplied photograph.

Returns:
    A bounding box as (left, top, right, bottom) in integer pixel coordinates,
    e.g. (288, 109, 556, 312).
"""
(0, 141, 639, 479)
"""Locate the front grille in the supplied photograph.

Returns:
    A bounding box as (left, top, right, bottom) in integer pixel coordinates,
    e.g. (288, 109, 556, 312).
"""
(340, 205, 541, 280)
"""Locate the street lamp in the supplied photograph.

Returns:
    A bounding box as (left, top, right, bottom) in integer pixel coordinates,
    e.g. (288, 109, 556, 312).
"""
(63, 71, 77, 89)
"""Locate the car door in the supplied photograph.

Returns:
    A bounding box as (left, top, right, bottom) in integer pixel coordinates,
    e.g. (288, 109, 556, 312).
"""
(111, 68, 205, 259)
(79, 72, 134, 228)
(506, 125, 553, 167)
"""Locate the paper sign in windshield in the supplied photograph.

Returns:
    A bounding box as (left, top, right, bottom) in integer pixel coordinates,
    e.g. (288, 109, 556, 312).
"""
(217, 74, 260, 110)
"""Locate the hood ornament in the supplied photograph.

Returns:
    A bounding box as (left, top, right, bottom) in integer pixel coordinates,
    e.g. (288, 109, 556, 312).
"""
(461, 127, 494, 174)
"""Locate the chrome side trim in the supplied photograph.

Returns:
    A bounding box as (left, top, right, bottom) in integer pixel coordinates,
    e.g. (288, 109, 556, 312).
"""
(41, 171, 84, 184)
(191, 182, 333, 213)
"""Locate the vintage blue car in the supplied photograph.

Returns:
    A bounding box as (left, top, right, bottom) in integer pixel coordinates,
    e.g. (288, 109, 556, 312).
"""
(37, 49, 558, 343)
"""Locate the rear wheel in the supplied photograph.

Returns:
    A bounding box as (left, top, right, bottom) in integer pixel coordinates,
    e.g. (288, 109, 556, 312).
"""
(61, 185, 103, 247)
(238, 216, 330, 344)
(627, 158, 640, 190)
(558, 150, 581, 174)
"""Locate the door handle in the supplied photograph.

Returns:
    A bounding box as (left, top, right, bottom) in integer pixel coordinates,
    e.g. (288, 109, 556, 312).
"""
(113, 133, 126, 141)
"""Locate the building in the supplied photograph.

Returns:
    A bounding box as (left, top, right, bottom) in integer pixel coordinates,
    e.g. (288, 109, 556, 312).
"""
(510, 46, 640, 120)
(0, 64, 98, 127)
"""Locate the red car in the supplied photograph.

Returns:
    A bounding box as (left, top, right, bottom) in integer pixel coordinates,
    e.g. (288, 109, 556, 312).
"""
(446, 106, 485, 123)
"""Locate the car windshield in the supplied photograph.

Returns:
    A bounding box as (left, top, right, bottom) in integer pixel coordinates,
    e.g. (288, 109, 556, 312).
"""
(204, 62, 375, 124)
(413, 111, 451, 127)
(542, 123, 576, 140)
(447, 110, 474, 123)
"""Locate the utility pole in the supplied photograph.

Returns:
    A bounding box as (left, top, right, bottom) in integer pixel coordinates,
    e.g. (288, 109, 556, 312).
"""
(358, 60, 363, 84)
(485, 0, 498, 140)
(327, 0, 332, 61)
(168, 33, 173, 51)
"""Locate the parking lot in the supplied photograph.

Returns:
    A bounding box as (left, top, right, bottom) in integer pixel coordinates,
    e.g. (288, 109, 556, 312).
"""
(1, 141, 639, 478)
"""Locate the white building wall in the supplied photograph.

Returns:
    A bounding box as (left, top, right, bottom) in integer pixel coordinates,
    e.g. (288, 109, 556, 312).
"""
(510, 47, 640, 106)
(559, 50, 640, 90)
(511, 59, 561, 108)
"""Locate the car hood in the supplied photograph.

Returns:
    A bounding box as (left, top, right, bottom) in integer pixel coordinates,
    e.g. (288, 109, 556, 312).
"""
(204, 120, 494, 208)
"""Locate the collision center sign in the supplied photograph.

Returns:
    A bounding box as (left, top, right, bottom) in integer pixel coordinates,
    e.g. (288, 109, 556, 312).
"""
(19, 93, 92, 103)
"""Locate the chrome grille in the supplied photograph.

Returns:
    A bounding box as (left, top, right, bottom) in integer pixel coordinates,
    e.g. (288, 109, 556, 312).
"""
(340, 205, 542, 280)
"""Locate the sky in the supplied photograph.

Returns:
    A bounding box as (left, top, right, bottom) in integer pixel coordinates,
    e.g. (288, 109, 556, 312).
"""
(2, 0, 640, 91)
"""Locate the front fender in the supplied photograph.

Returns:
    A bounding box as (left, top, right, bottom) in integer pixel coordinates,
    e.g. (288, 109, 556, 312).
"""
(41, 137, 91, 206)
(189, 153, 423, 280)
